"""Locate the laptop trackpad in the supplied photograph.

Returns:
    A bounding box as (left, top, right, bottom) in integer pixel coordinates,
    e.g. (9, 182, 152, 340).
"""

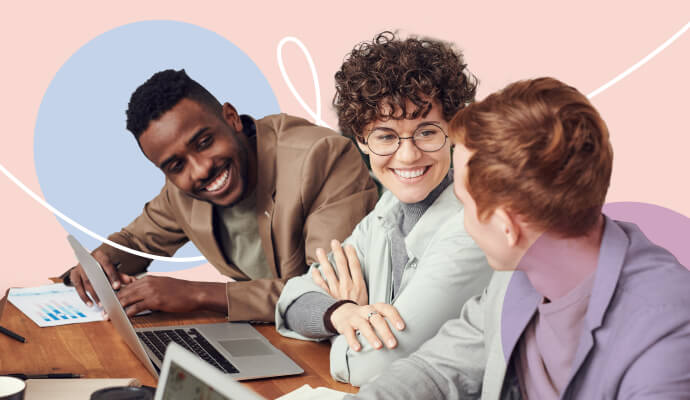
(218, 339, 275, 357)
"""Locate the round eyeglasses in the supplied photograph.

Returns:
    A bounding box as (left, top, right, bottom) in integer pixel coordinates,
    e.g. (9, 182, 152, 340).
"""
(362, 123, 448, 156)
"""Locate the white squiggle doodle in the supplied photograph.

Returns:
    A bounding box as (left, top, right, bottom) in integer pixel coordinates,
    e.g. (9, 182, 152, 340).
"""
(0, 163, 205, 262)
(588, 22, 689, 99)
(277, 37, 332, 129)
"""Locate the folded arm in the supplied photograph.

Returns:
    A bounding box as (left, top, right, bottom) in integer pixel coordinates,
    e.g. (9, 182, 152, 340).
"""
(333, 234, 492, 386)
(346, 283, 492, 399)
(276, 207, 374, 340)
(284, 239, 371, 338)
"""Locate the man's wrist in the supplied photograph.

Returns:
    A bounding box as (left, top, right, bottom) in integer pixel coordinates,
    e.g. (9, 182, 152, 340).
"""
(194, 282, 230, 314)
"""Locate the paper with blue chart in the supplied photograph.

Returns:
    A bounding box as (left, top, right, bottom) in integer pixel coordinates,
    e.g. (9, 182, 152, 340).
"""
(7, 283, 104, 327)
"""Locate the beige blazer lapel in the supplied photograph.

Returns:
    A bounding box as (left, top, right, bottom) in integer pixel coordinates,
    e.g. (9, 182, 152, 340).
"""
(253, 117, 278, 278)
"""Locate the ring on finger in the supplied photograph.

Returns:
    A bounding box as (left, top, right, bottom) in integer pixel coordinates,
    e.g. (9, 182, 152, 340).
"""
(367, 310, 379, 321)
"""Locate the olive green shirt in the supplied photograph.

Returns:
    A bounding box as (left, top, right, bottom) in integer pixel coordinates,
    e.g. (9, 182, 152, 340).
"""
(214, 189, 272, 280)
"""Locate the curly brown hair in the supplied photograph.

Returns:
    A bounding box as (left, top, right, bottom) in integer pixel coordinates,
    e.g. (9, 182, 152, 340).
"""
(333, 31, 477, 139)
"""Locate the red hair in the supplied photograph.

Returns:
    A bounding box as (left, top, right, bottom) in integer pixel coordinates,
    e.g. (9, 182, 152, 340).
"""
(450, 77, 613, 237)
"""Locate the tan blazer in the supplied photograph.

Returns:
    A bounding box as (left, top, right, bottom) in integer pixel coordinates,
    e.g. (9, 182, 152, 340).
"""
(92, 114, 378, 321)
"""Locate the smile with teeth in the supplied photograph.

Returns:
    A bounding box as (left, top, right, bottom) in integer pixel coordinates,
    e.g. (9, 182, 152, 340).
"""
(204, 167, 230, 192)
(393, 167, 428, 179)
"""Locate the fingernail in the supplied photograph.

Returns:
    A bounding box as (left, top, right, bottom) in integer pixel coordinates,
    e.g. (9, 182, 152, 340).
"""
(354, 344, 361, 351)
(374, 341, 381, 348)
(86, 301, 93, 307)
(331, 239, 339, 246)
(388, 339, 396, 348)
(97, 302, 102, 308)
(397, 322, 405, 330)
(112, 282, 120, 289)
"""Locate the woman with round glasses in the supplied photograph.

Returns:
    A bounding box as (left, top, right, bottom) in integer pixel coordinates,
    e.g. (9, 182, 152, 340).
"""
(275, 32, 493, 386)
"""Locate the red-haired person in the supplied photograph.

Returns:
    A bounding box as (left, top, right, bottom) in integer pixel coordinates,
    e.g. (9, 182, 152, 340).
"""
(348, 77, 690, 399)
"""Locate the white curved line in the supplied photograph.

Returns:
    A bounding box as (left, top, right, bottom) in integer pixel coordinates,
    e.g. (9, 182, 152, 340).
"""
(588, 21, 689, 99)
(277, 36, 331, 129)
(0, 162, 206, 262)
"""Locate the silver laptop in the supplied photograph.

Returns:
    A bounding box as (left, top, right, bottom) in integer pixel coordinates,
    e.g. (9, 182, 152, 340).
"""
(67, 235, 303, 380)
(155, 342, 266, 400)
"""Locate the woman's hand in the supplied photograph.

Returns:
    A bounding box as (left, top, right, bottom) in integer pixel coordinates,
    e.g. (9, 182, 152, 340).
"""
(330, 302, 405, 352)
(312, 240, 368, 306)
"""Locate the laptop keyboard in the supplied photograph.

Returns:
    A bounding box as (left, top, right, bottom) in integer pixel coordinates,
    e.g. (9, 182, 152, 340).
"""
(137, 328, 239, 374)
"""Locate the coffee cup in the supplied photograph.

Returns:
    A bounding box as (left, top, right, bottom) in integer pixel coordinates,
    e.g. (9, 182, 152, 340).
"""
(90, 386, 154, 400)
(0, 377, 25, 400)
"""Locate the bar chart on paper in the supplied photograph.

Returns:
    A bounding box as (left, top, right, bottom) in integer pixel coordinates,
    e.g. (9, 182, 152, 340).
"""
(7, 283, 104, 327)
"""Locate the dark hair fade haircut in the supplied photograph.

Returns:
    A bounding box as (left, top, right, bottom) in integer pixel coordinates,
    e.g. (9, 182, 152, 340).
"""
(333, 31, 477, 140)
(126, 69, 223, 139)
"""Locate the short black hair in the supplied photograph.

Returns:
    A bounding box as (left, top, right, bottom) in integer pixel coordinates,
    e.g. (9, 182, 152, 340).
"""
(126, 69, 222, 139)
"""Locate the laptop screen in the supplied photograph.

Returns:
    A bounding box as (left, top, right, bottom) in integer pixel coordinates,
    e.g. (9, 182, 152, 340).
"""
(161, 361, 230, 400)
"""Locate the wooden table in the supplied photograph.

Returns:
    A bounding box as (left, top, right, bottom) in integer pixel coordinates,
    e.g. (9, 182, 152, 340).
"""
(0, 293, 357, 399)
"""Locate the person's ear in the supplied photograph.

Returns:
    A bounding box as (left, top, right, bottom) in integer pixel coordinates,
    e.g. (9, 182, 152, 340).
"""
(222, 102, 243, 132)
(355, 136, 369, 155)
(494, 207, 520, 247)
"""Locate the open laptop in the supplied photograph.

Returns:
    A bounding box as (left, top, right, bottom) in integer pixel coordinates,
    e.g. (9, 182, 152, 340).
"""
(67, 235, 303, 380)
(155, 342, 265, 400)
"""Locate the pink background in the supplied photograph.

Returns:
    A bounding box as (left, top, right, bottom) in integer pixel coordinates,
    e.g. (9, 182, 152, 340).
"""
(1, 1, 688, 295)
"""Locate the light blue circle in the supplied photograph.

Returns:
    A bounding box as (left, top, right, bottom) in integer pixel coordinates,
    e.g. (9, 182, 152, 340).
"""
(34, 20, 280, 272)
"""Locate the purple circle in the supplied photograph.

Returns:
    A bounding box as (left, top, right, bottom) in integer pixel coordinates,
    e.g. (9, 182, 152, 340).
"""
(603, 202, 689, 269)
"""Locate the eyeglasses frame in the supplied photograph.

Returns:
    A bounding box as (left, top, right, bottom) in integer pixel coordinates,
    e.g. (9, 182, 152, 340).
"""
(361, 123, 449, 156)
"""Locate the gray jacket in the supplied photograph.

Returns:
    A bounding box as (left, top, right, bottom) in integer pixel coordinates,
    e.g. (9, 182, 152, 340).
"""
(275, 185, 492, 386)
(349, 216, 690, 399)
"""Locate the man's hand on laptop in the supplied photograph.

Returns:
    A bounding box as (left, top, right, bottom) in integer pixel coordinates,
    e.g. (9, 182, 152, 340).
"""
(69, 249, 135, 307)
(115, 277, 228, 317)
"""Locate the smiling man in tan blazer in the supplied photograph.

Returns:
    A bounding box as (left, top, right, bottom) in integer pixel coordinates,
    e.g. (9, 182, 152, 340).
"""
(62, 69, 378, 322)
